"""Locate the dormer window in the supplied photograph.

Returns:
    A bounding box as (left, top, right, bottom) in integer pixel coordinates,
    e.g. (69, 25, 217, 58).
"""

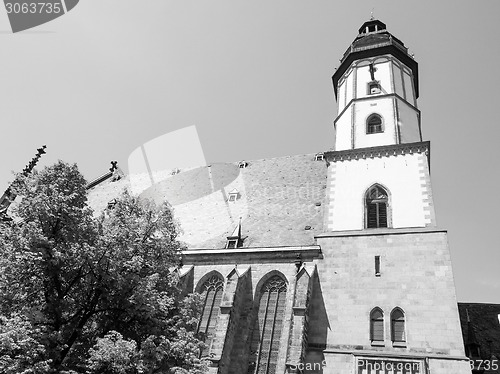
(225, 220, 243, 249)
(368, 81, 381, 95)
(228, 189, 239, 202)
(315, 153, 324, 161)
(367, 114, 383, 134)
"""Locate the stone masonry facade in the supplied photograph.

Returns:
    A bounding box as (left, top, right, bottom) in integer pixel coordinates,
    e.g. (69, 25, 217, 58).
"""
(177, 227, 470, 373)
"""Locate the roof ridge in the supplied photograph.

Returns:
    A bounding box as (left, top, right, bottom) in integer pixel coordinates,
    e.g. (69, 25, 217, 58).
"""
(219, 151, 326, 165)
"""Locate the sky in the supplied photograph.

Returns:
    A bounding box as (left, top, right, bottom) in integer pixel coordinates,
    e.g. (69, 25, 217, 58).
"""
(0, 0, 499, 303)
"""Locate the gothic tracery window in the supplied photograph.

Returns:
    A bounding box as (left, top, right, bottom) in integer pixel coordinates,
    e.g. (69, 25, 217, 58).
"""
(197, 274, 224, 356)
(367, 114, 383, 134)
(248, 275, 287, 374)
(365, 185, 389, 228)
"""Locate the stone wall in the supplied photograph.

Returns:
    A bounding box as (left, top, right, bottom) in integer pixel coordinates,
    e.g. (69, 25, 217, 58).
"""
(325, 151, 435, 231)
(312, 229, 464, 354)
(303, 228, 470, 374)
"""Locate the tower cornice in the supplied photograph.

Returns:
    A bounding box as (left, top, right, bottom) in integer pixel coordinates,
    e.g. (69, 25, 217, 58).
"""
(325, 141, 430, 167)
(334, 92, 421, 128)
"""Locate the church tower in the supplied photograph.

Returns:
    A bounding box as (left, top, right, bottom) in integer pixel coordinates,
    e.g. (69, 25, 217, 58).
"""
(305, 19, 471, 373)
(326, 18, 434, 232)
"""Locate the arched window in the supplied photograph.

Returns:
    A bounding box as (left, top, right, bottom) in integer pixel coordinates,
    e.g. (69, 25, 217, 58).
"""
(365, 185, 389, 228)
(197, 274, 224, 356)
(248, 275, 287, 374)
(370, 308, 384, 342)
(367, 114, 383, 134)
(391, 308, 406, 343)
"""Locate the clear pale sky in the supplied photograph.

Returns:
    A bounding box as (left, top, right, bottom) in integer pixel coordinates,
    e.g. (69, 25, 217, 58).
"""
(1, 0, 499, 303)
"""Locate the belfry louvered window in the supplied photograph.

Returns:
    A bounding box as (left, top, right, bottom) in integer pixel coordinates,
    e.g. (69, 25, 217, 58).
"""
(370, 308, 384, 342)
(197, 274, 224, 357)
(248, 276, 287, 374)
(367, 114, 383, 134)
(391, 308, 406, 343)
(365, 185, 388, 228)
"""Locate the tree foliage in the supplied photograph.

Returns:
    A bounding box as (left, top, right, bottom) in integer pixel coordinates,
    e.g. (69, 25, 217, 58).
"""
(0, 161, 206, 373)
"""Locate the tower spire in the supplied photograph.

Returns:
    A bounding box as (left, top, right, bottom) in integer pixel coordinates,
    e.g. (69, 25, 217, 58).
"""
(0, 145, 47, 209)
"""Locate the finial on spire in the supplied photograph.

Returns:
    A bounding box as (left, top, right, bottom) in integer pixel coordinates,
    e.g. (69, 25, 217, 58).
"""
(370, 8, 374, 20)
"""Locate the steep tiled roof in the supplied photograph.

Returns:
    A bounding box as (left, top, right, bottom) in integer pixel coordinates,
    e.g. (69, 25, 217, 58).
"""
(458, 303, 500, 362)
(86, 154, 328, 249)
(140, 163, 240, 206)
(86, 175, 130, 215)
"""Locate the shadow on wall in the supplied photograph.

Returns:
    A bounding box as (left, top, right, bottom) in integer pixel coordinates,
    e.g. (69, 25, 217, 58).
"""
(178, 267, 194, 298)
(245, 271, 289, 374)
(226, 269, 254, 374)
(304, 271, 329, 373)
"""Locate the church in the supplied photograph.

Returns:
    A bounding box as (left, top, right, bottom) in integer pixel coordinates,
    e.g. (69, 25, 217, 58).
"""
(1, 19, 478, 374)
(86, 18, 471, 374)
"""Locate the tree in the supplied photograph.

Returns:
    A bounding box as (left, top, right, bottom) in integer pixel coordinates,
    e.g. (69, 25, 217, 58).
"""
(0, 161, 206, 373)
(0, 313, 51, 374)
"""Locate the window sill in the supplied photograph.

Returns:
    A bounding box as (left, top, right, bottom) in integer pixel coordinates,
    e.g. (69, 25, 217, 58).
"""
(392, 341, 407, 348)
(371, 341, 385, 347)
